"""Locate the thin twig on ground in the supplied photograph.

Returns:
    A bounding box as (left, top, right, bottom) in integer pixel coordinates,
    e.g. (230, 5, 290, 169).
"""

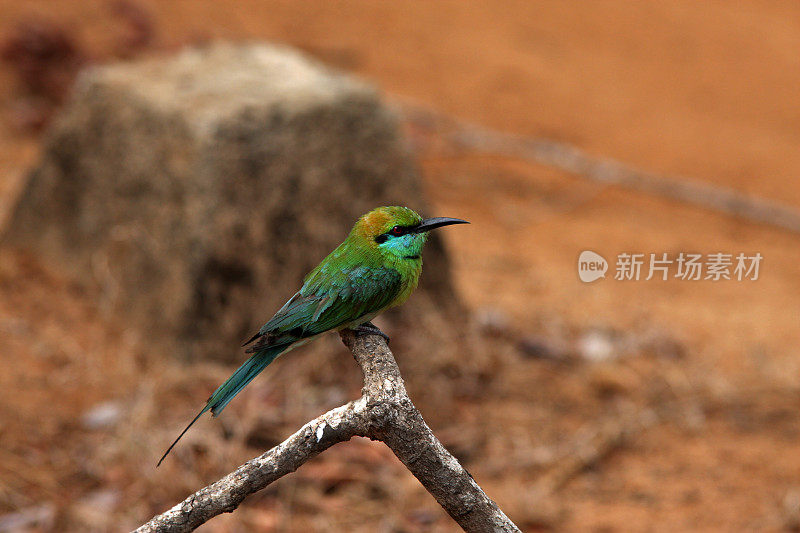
(398, 101, 800, 234)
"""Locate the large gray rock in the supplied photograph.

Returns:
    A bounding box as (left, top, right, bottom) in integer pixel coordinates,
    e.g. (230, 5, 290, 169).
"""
(4, 43, 460, 361)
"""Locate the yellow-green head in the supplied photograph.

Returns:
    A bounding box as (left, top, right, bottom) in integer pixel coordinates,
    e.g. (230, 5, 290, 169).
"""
(349, 206, 468, 265)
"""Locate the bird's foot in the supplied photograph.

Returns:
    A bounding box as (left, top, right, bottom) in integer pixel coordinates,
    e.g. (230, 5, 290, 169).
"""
(354, 322, 390, 343)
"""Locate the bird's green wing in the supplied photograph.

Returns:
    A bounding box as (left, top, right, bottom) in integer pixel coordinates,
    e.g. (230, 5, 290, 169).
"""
(244, 265, 402, 352)
(162, 262, 404, 465)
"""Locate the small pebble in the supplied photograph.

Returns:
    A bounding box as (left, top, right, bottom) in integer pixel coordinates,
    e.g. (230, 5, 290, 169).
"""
(81, 401, 122, 430)
(475, 307, 510, 335)
(578, 330, 615, 362)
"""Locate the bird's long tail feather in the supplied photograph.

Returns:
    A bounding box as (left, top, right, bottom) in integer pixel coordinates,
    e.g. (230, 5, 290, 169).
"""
(157, 345, 287, 466)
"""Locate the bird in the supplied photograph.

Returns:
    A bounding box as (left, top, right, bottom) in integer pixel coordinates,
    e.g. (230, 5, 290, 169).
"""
(157, 206, 468, 466)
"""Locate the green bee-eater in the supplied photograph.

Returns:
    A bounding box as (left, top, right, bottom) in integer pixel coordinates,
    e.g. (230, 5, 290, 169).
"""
(158, 206, 468, 465)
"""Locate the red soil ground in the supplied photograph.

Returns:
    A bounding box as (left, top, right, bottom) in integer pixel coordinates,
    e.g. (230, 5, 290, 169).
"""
(1, 2, 798, 531)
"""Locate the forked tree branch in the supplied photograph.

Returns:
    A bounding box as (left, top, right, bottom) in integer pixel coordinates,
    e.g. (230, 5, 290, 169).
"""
(135, 330, 520, 532)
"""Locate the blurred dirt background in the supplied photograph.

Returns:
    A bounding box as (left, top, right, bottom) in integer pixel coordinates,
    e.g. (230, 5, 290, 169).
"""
(1, 1, 799, 532)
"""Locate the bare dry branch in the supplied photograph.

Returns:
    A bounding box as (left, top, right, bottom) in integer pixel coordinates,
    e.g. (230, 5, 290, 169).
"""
(135, 331, 520, 533)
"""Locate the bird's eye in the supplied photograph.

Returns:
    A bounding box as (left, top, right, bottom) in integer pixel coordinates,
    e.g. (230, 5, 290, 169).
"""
(391, 226, 404, 236)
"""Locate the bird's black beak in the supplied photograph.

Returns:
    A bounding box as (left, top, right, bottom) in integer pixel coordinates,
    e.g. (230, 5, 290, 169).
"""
(413, 217, 470, 233)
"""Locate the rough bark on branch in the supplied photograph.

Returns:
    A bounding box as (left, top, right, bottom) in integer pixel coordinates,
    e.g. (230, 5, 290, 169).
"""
(135, 330, 520, 532)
